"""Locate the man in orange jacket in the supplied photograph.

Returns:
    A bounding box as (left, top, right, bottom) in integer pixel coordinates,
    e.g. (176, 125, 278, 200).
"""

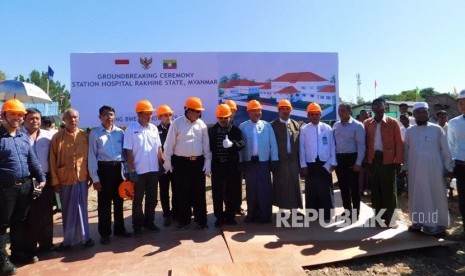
(363, 98, 403, 228)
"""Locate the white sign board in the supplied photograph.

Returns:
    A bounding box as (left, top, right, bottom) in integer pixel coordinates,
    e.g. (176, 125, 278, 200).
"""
(70, 52, 338, 127)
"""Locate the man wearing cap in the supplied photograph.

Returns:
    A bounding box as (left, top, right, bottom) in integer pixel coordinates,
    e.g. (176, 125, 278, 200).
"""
(333, 103, 365, 222)
(270, 99, 302, 211)
(50, 108, 95, 250)
(404, 102, 453, 237)
(364, 98, 403, 228)
(299, 102, 337, 222)
(156, 104, 176, 226)
(0, 99, 45, 274)
(21, 108, 55, 255)
(208, 104, 244, 227)
(123, 100, 163, 236)
(88, 105, 132, 245)
(163, 97, 211, 230)
(397, 103, 415, 126)
(225, 99, 245, 216)
(239, 100, 278, 223)
(448, 89, 465, 233)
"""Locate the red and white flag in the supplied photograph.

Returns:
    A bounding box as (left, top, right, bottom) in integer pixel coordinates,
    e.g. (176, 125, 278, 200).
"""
(115, 59, 129, 65)
(374, 80, 378, 89)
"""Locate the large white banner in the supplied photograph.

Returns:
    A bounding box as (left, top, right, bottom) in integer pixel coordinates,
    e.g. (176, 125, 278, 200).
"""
(71, 52, 338, 127)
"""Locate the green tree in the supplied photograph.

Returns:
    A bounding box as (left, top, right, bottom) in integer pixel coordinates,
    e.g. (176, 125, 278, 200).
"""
(16, 69, 70, 114)
(230, 73, 240, 80)
(0, 70, 6, 81)
(419, 87, 439, 99)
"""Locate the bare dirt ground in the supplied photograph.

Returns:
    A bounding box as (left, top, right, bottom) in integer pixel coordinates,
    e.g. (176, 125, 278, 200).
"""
(87, 177, 465, 276)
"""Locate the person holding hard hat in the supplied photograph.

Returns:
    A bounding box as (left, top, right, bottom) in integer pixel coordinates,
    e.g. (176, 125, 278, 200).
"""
(208, 104, 245, 227)
(239, 100, 278, 223)
(0, 99, 45, 273)
(123, 100, 163, 237)
(270, 99, 302, 210)
(88, 105, 132, 245)
(299, 102, 337, 222)
(156, 104, 177, 227)
(163, 97, 211, 230)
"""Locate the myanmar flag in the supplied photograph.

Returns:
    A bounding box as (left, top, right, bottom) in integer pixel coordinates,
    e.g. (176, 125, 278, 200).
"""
(163, 59, 177, 69)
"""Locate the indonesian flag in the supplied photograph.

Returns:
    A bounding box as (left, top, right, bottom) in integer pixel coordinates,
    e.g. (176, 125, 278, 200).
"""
(163, 59, 177, 69)
(454, 86, 458, 95)
(115, 59, 129, 65)
(374, 80, 378, 89)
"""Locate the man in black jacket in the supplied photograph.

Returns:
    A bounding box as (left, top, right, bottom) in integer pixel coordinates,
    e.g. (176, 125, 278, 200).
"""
(208, 104, 245, 227)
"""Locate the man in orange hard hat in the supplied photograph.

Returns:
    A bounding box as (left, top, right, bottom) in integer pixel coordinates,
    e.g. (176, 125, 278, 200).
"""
(123, 100, 163, 236)
(239, 100, 278, 223)
(163, 97, 211, 230)
(156, 104, 177, 227)
(0, 99, 45, 273)
(88, 105, 132, 245)
(270, 99, 302, 210)
(208, 104, 245, 227)
(299, 102, 337, 222)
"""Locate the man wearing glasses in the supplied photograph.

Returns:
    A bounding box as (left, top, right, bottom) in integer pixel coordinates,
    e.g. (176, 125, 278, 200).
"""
(163, 97, 211, 230)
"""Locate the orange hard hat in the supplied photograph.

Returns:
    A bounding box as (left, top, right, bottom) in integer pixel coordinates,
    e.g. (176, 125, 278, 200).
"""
(185, 97, 205, 111)
(1, 99, 26, 114)
(216, 104, 232, 118)
(247, 100, 262, 111)
(306, 102, 322, 113)
(135, 100, 154, 113)
(119, 180, 135, 200)
(278, 99, 293, 110)
(225, 99, 237, 111)
(156, 104, 173, 117)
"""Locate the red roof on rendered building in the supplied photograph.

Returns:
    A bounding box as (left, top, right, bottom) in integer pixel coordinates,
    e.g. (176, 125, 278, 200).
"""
(273, 72, 327, 83)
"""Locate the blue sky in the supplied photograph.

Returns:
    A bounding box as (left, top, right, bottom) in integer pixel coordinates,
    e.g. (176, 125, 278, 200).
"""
(1, 0, 464, 103)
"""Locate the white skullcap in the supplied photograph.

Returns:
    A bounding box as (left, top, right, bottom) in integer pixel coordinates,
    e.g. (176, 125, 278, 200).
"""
(413, 102, 428, 111)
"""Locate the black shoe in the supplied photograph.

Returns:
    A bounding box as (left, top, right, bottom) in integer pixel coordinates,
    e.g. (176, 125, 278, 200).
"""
(114, 230, 132, 238)
(175, 223, 190, 230)
(225, 219, 237, 225)
(433, 231, 448, 238)
(10, 253, 38, 264)
(195, 224, 209, 230)
(214, 219, 224, 228)
(55, 243, 71, 252)
(38, 244, 57, 253)
(144, 224, 160, 233)
(83, 238, 95, 248)
(243, 216, 254, 223)
(133, 228, 143, 237)
(163, 217, 172, 227)
(100, 236, 110, 245)
(0, 258, 16, 275)
(408, 226, 422, 233)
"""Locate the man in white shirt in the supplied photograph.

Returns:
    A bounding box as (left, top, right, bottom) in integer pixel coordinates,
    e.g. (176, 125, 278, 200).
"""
(163, 97, 211, 230)
(299, 102, 337, 222)
(448, 90, 465, 233)
(124, 100, 163, 237)
(22, 108, 55, 256)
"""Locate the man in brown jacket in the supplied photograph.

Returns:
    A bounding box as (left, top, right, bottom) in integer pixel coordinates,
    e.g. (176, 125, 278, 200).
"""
(364, 98, 403, 228)
(50, 108, 94, 250)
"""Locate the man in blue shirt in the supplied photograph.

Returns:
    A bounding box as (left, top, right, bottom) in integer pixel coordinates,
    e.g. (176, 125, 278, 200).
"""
(239, 100, 278, 223)
(88, 106, 132, 245)
(0, 99, 45, 275)
(333, 103, 366, 222)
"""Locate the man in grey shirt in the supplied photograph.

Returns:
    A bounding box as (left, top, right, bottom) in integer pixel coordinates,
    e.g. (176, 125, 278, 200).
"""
(333, 103, 366, 222)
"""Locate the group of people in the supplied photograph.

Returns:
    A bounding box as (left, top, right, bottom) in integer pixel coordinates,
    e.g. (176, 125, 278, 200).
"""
(2, 91, 465, 275)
